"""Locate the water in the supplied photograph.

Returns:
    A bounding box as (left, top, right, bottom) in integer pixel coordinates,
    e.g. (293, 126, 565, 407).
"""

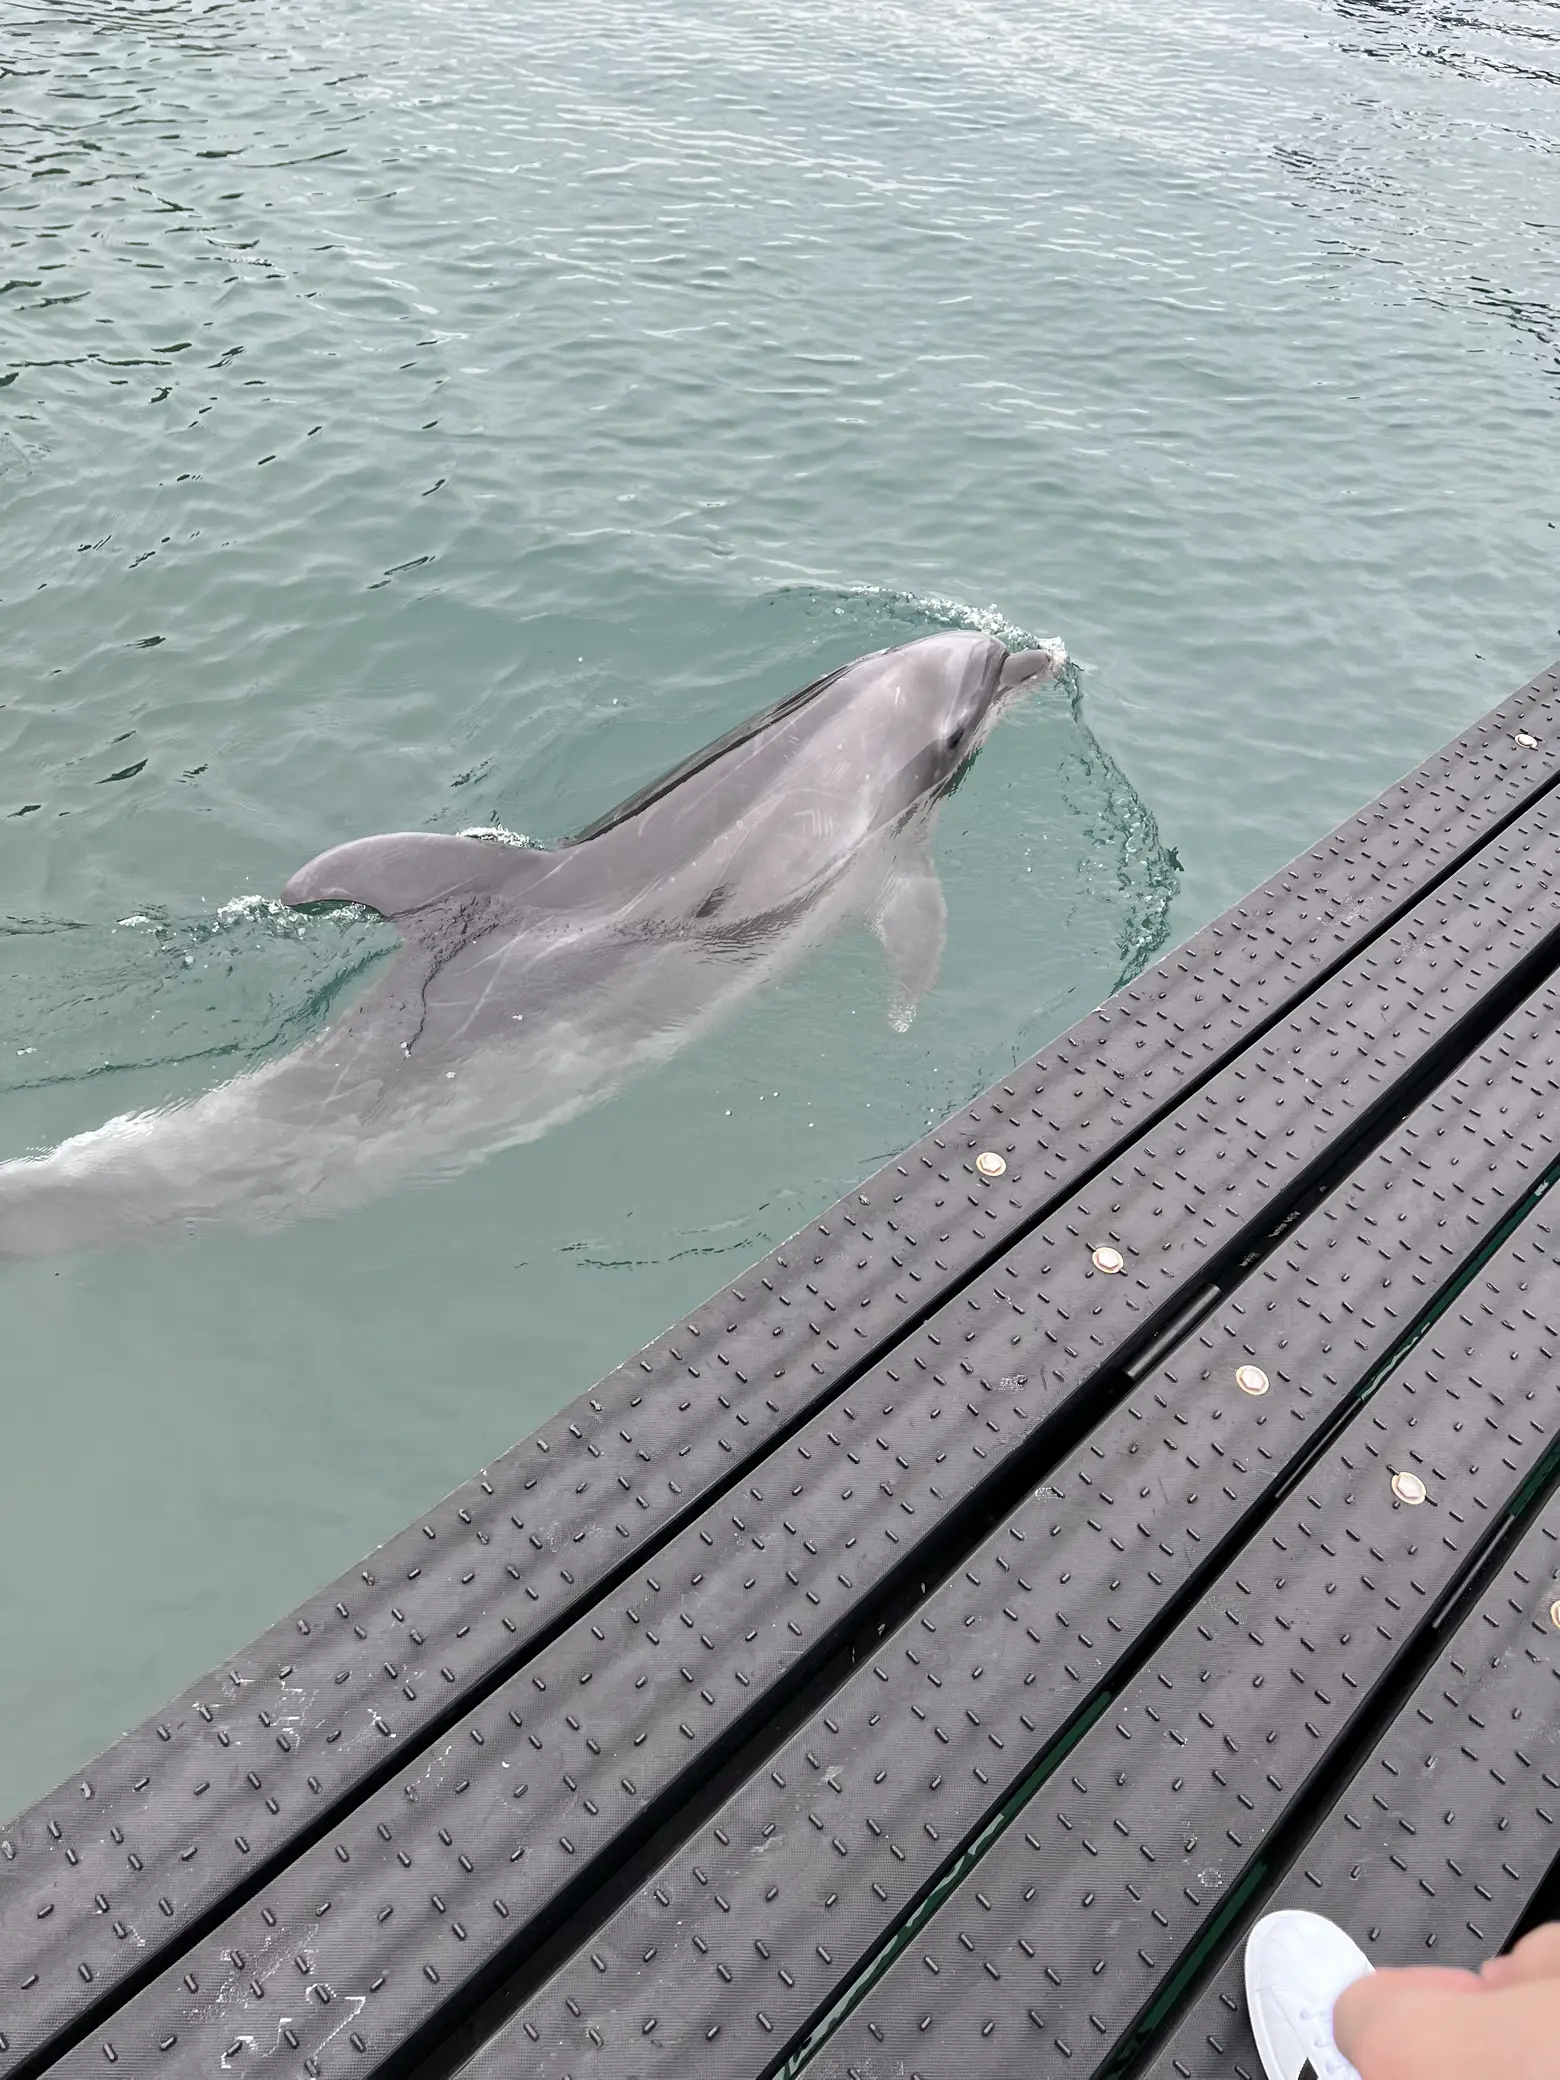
(1, 0, 1556, 1819)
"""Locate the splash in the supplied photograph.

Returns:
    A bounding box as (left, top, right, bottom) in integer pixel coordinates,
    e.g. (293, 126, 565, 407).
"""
(776, 579, 1067, 664)
(455, 824, 537, 847)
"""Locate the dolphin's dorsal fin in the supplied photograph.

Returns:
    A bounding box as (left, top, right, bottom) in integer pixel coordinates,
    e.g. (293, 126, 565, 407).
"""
(280, 832, 552, 933)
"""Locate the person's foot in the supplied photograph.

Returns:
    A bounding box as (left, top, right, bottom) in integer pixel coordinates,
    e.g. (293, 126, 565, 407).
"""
(1244, 1909, 1375, 2080)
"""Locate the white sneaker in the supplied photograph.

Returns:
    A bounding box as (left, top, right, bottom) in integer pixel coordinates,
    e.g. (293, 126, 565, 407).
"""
(1244, 1909, 1375, 2080)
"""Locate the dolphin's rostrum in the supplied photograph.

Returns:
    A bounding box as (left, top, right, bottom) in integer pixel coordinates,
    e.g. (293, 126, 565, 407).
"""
(0, 631, 1063, 1255)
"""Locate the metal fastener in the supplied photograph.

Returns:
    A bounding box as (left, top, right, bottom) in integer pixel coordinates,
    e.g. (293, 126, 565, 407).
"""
(975, 1151, 1007, 1181)
(1550, 1599, 1560, 1632)
(1515, 731, 1541, 749)
(1091, 1245, 1125, 1275)
(1391, 1470, 1427, 1506)
(1235, 1365, 1269, 1397)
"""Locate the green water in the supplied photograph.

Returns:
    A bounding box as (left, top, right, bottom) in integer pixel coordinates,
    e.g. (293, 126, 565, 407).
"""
(2, 0, 1557, 1818)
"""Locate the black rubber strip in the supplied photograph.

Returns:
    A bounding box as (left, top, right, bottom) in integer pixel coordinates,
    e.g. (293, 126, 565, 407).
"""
(28, 728, 1560, 2080)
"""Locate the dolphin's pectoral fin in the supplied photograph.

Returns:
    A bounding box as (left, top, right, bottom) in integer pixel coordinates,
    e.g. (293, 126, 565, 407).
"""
(872, 850, 947, 1033)
(281, 832, 557, 942)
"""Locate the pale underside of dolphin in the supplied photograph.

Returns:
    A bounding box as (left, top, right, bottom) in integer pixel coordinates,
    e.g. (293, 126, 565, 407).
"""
(0, 630, 1062, 1256)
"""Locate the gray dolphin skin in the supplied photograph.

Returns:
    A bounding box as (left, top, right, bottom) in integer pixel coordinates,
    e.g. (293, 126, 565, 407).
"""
(0, 631, 1063, 1255)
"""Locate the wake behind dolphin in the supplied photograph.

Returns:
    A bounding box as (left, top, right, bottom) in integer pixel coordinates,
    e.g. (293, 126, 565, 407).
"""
(0, 631, 1063, 1257)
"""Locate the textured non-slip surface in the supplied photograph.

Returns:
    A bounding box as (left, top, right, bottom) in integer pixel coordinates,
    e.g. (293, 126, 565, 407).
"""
(1147, 1501, 1560, 2080)
(824, 1213, 1560, 2078)
(455, 960, 1560, 2078)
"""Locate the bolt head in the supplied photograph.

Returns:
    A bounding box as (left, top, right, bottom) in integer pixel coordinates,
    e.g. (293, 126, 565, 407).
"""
(1235, 1364, 1270, 1397)
(1391, 1470, 1427, 1506)
(1550, 1599, 1560, 1632)
(1091, 1245, 1125, 1275)
(1516, 731, 1541, 749)
(975, 1151, 1007, 1181)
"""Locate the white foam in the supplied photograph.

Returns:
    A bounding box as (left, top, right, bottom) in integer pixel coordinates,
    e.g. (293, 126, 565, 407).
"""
(785, 581, 1067, 664)
(216, 893, 287, 922)
(456, 824, 536, 847)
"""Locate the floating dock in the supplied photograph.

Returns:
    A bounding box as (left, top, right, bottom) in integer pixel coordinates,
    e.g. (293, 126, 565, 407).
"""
(7, 656, 1560, 2080)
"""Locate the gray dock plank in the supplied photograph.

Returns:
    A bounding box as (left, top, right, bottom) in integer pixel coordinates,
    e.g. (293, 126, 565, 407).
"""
(821, 1217, 1560, 2078)
(26, 724, 1560, 2080)
(1144, 1504, 1560, 2080)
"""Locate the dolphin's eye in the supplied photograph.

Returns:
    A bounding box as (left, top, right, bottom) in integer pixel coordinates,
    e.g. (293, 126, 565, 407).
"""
(945, 723, 967, 751)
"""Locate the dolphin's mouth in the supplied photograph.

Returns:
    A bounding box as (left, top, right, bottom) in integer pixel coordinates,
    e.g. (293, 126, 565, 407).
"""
(996, 641, 1067, 694)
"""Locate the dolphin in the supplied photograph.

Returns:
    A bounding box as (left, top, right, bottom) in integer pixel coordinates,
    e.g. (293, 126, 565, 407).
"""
(0, 630, 1063, 1255)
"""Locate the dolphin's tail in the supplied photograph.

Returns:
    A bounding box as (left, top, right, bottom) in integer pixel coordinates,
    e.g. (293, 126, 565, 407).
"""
(0, 1063, 356, 1260)
(0, 1148, 139, 1258)
(0, 1101, 246, 1258)
(0, 1040, 549, 1260)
